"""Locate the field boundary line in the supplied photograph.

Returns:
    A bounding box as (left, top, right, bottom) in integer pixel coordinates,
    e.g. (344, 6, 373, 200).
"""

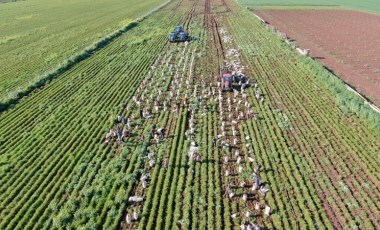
(345, 85, 380, 114)
(0, 0, 172, 113)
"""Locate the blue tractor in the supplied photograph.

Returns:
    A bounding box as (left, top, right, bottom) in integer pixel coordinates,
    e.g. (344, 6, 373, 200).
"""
(169, 25, 189, 42)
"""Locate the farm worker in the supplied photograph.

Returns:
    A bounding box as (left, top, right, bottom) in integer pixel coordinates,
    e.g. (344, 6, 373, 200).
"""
(142, 180, 147, 189)
(264, 206, 271, 216)
(122, 128, 130, 139)
(117, 127, 123, 141)
(252, 112, 258, 121)
(227, 143, 232, 153)
(255, 92, 260, 100)
(121, 116, 126, 125)
(189, 142, 198, 157)
(251, 224, 260, 230)
(241, 79, 250, 90)
(112, 128, 117, 138)
(158, 128, 165, 138)
(239, 112, 244, 120)
(254, 164, 262, 174)
(202, 105, 208, 114)
(183, 96, 189, 107)
(149, 159, 155, 169)
(233, 89, 239, 97)
(154, 134, 160, 144)
(103, 139, 109, 145)
(189, 129, 195, 139)
(140, 173, 148, 182)
(133, 211, 139, 220)
(163, 156, 169, 170)
(142, 111, 148, 119)
(219, 140, 225, 149)
(105, 130, 112, 140)
(212, 137, 217, 147)
(201, 79, 206, 88)
(233, 138, 238, 145)
(224, 156, 229, 164)
(195, 153, 201, 162)
(139, 109, 144, 119)
(259, 185, 269, 195)
(255, 202, 260, 210)
(237, 156, 242, 164)
(253, 173, 262, 186)
(126, 214, 132, 224)
(155, 104, 159, 113)
(176, 102, 180, 114)
(252, 183, 259, 191)
(231, 213, 238, 219)
(188, 126, 195, 137)
(246, 110, 252, 119)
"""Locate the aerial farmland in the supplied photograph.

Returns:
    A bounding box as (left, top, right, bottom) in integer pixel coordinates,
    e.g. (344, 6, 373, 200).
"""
(0, 0, 379, 229)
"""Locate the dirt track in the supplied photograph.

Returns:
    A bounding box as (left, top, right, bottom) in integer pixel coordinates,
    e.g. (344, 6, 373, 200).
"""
(254, 9, 380, 106)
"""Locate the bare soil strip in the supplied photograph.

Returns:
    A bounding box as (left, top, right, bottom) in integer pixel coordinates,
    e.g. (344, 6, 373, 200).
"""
(254, 9, 380, 105)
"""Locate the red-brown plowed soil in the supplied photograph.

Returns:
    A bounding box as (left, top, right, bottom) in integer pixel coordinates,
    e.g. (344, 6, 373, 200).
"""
(254, 9, 380, 105)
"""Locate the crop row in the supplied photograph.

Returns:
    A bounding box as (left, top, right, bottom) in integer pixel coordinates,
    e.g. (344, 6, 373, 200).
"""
(227, 4, 379, 229)
(0, 0, 167, 105)
(0, 1, 193, 229)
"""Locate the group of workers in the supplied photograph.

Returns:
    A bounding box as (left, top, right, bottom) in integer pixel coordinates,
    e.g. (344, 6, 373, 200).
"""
(103, 115, 131, 145)
(107, 41, 273, 227)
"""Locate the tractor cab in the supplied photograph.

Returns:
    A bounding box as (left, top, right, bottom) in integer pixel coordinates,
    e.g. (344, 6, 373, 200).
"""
(233, 73, 248, 84)
(175, 25, 183, 33)
(169, 32, 176, 42)
(221, 71, 233, 91)
(169, 25, 189, 42)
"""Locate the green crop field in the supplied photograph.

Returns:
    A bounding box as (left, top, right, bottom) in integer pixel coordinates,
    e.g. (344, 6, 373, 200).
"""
(238, 0, 380, 13)
(0, 0, 165, 105)
(0, 0, 379, 229)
